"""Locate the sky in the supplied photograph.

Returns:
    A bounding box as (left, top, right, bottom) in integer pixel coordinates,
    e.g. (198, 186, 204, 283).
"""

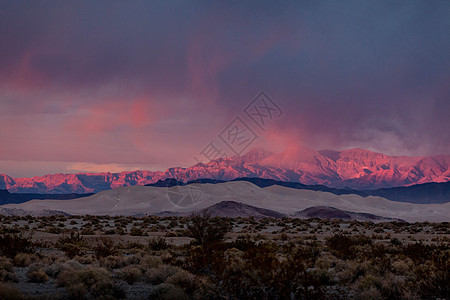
(0, 1, 449, 177)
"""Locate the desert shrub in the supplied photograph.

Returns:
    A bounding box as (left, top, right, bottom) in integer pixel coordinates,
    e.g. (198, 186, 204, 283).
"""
(0, 283, 24, 300)
(144, 264, 180, 285)
(57, 265, 125, 299)
(81, 227, 95, 235)
(165, 231, 178, 237)
(100, 255, 127, 270)
(114, 227, 126, 235)
(250, 245, 322, 298)
(140, 255, 163, 270)
(57, 231, 87, 258)
(26, 268, 49, 283)
(90, 279, 126, 299)
(148, 283, 189, 300)
(326, 234, 372, 259)
(354, 272, 410, 300)
(391, 259, 411, 275)
(165, 270, 199, 296)
(414, 249, 450, 299)
(121, 265, 142, 284)
(186, 242, 227, 276)
(58, 230, 84, 245)
(0, 256, 17, 282)
(148, 237, 169, 251)
(403, 242, 432, 264)
(0, 233, 34, 258)
(187, 216, 231, 245)
(130, 226, 147, 236)
(186, 240, 324, 299)
(13, 253, 39, 267)
(42, 262, 64, 278)
(46, 226, 64, 234)
(93, 237, 118, 258)
(229, 235, 256, 251)
(335, 260, 371, 284)
(390, 237, 402, 246)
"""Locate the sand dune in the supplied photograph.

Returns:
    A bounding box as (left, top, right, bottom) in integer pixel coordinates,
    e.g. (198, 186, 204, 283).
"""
(1, 181, 449, 222)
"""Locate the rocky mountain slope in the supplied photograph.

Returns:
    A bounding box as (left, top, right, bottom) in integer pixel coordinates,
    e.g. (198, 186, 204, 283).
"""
(1, 147, 449, 193)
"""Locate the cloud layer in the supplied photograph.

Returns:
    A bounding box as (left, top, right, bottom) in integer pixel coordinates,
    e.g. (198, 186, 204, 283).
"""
(1, 1, 449, 176)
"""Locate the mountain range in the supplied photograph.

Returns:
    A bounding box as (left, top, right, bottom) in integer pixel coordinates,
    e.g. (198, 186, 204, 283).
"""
(1, 147, 449, 194)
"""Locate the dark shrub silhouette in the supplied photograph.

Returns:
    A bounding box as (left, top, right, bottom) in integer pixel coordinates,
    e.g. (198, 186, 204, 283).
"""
(187, 215, 231, 245)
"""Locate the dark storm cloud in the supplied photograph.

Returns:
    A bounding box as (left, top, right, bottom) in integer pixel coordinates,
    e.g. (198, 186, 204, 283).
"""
(0, 0, 449, 173)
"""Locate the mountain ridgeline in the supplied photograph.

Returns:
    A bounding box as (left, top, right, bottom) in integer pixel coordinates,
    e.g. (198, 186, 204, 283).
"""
(1, 147, 449, 194)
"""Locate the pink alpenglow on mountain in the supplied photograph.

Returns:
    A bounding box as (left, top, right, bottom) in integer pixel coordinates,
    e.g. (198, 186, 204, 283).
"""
(1, 147, 449, 194)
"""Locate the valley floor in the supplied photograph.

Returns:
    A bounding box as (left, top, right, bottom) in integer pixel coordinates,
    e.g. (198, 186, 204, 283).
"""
(0, 214, 448, 299)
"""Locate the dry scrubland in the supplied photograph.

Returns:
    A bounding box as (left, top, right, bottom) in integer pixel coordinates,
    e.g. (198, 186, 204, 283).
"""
(0, 215, 448, 299)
